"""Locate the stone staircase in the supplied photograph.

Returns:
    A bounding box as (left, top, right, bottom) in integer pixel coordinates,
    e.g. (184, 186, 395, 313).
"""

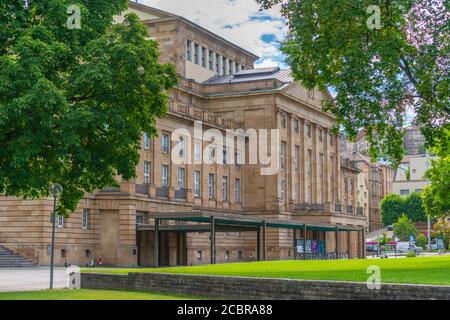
(0, 245, 35, 267)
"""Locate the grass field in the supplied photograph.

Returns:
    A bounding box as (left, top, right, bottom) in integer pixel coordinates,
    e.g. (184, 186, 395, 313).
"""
(83, 256, 450, 285)
(0, 289, 202, 300)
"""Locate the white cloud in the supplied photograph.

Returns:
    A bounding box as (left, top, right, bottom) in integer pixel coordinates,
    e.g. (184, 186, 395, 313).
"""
(139, 0, 286, 68)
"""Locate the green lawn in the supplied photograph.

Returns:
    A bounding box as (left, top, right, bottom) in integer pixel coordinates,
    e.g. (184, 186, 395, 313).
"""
(0, 289, 201, 300)
(83, 256, 450, 285)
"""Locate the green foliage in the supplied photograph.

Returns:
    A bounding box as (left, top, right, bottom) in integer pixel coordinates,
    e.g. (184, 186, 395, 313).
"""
(393, 214, 417, 242)
(379, 232, 392, 246)
(381, 193, 427, 225)
(406, 251, 417, 258)
(404, 192, 427, 223)
(0, 1, 177, 215)
(422, 129, 450, 219)
(433, 220, 450, 250)
(415, 233, 427, 249)
(405, 168, 411, 181)
(381, 194, 405, 226)
(256, 0, 449, 165)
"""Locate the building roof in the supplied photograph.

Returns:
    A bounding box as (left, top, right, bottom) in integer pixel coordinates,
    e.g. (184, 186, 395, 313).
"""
(128, 1, 259, 60)
(203, 67, 293, 85)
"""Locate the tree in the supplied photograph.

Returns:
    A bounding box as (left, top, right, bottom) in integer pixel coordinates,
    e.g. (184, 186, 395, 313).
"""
(257, 0, 449, 165)
(393, 214, 417, 241)
(432, 220, 450, 250)
(422, 128, 450, 219)
(404, 192, 427, 222)
(0, 1, 177, 215)
(381, 194, 404, 226)
(415, 233, 427, 249)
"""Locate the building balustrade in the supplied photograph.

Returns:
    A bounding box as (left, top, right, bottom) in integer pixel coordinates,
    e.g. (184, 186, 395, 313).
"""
(156, 186, 169, 198)
(356, 207, 364, 216)
(135, 184, 149, 195)
(346, 205, 354, 215)
(335, 203, 342, 213)
(174, 189, 188, 200)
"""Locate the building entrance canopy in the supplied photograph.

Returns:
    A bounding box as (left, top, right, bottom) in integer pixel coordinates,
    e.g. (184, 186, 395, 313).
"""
(142, 211, 365, 266)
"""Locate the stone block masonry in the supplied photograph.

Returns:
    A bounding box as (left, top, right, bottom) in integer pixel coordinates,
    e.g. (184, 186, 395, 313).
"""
(81, 273, 450, 300)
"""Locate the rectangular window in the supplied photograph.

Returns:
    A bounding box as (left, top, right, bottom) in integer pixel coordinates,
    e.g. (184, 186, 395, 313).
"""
(330, 155, 335, 201)
(162, 132, 170, 153)
(280, 142, 287, 171)
(319, 153, 324, 203)
(235, 62, 240, 72)
(319, 128, 323, 142)
(194, 141, 201, 162)
(330, 133, 334, 146)
(194, 43, 199, 64)
(144, 161, 151, 184)
(178, 167, 185, 189)
(222, 176, 228, 201)
(281, 180, 286, 200)
(215, 54, 220, 74)
(208, 174, 215, 199)
(306, 123, 312, 138)
(295, 183, 299, 201)
(161, 164, 169, 187)
(235, 151, 241, 168)
(400, 189, 410, 196)
(178, 136, 185, 158)
(143, 132, 151, 150)
(186, 40, 192, 61)
(197, 251, 202, 261)
(136, 214, 144, 224)
(235, 178, 241, 203)
(225, 251, 230, 261)
(294, 146, 300, 173)
(82, 209, 89, 230)
(307, 149, 312, 203)
(222, 56, 227, 75)
(222, 148, 228, 165)
(201, 47, 206, 67)
(229, 60, 234, 74)
(294, 119, 299, 133)
(194, 171, 201, 197)
(280, 113, 286, 128)
(57, 215, 64, 228)
(208, 50, 214, 70)
(208, 145, 215, 163)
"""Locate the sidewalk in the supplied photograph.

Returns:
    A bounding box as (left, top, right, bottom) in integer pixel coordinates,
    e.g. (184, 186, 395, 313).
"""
(0, 267, 67, 292)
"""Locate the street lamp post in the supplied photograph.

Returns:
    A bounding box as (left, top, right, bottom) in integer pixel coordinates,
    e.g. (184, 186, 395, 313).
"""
(49, 183, 63, 289)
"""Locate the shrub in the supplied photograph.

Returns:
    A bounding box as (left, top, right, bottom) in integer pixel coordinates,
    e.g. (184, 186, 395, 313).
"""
(416, 233, 427, 249)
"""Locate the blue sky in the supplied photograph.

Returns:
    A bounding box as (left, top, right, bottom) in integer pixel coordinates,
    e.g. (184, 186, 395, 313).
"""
(139, 0, 287, 68)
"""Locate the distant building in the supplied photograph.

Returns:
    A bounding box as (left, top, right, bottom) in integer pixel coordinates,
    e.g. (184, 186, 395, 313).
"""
(393, 155, 433, 197)
(404, 125, 426, 155)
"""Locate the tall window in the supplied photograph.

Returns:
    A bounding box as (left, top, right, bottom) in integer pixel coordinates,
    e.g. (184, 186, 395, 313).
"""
(330, 133, 334, 146)
(186, 40, 192, 61)
(295, 183, 299, 201)
(330, 155, 335, 201)
(82, 209, 89, 230)
(222, 176, 228, 201)
(280, 142, 286, 171)
(319, 153, 324, 203)
(307, 149, 312, 203)
(222, 56, 227, 75)
(178, 167, 185, 189)
(162, 132, 170, 153)
(178, 136, 185, 158)
(306, 123, 312, 137)
(235, 151, 241, 168)
(144, 161, 151, 184)
(194, 171, 201, 197)
(235, 178, 241, 203)
(281, 180, 286, 200)
(294, 119, 299, 133)
(194, 43, 199, 64)
(201, 47, 206, 67)
(318, 128, 323, 142)
(280, 113, 286, 128)
(208, 50, 214, 70)
(215, 54, 220, 74)
(143, 132, 151, 150)
(229, 60, 234, 74)
(57, 215, 64, 228)
(222, 148, 228, 165)
(235, 62, 240, 72)
(194, 141, 201, 162)
(208, 174, 215, 199)
(294, 146, 300, 173)
(161, 164, 169, 187)
(208, 145, 215, 163)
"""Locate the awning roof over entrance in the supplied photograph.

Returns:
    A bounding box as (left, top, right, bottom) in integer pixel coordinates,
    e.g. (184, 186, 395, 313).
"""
(150, 211, 363, 232)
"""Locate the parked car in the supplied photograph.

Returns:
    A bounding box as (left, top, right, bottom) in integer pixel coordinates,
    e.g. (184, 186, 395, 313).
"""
(387, 225, 394, 231)
(397, 242, 423, 254)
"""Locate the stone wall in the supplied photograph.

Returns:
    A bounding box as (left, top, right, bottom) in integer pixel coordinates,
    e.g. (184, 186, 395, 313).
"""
(81, 273, 450, 300)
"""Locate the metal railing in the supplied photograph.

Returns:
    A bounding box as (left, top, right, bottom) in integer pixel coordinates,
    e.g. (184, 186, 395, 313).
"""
(135, 184, 149, 195)
(156, 187, 169, 198)
(174, 189, 187, 200)
(0, 234, 39, 264)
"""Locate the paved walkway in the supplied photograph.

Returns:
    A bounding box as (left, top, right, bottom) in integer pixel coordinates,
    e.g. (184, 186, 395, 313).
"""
(0, 267, 67, 292)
